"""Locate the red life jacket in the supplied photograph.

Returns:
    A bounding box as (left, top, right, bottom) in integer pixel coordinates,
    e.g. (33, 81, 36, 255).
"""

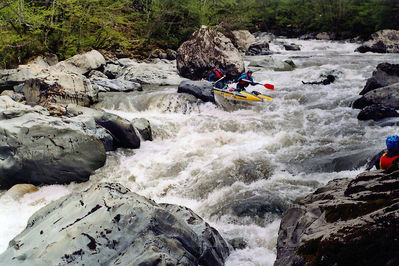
(212, 68, 224, 79)
(379, 153, 399, 169)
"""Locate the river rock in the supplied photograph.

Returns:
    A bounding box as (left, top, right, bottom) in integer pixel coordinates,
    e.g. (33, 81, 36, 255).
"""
(353, 82, 399, 110)
(23, 70, 98, 107)
(230, 30, 257, 53)
(132, 118, 152, 141)
(49, 50, 106, 75)
(357, 104, 399, 121)
(299, 33, 316, 40)
(252, 32, 276, 42)
(356, 29, 399, 53)
(0, 182, 230, 265)
(166, 49, 177, 60)
(246, 40, 271, 55)
(90, 77, 142, 92)
(359, 63, 399, 95)
(0, 96, 106, 189)
(117, 58, 185, 85)
(0, 64, 46, 90)
(65, 104, 141, 149)
(275, 170, 399, 266)
(177, 25, 244, 80)
(0, 90, 25, 102)
(283, 43, 301, 51)
(103, 63, 121, 79)
(177, 80, 215, 103)
(248, 56, 295, 71)
(316, 32, 335, 40)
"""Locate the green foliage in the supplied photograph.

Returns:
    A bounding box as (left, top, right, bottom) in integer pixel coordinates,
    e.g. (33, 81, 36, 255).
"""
(0, 0, 398, 68)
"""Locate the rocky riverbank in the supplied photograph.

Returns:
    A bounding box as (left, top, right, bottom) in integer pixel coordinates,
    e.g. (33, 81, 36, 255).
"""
(1, 26, 399, 265)
(275, 168, 399, 266)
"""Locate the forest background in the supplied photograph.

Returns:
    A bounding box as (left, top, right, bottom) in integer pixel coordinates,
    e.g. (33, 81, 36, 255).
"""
(1, 0, 398, 68)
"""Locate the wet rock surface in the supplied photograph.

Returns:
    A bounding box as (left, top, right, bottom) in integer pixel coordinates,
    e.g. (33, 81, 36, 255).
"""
(178, 80, 215, 103)
(0, 96, 106, 189)
(359, 63, 399, 95)
(275, 170, 399, 266)
(354, 63, 399, 121)
(356, 29, 399, 53)
(0, 183, 230, 265)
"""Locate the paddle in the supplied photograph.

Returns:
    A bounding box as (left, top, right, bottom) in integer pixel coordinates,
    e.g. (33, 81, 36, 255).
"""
(242, 79, 274, 90)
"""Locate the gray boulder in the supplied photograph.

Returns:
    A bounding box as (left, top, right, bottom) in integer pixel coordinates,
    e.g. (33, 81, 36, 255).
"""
(360, 63, 399, 95)
(177, 80, 215, 103)
(23, 70, 98, 107)
(177, 25, 244, 80)
(0, 64, 46, 90)
(356, 29, 399, 53)
(248, 56, 295, 71)
(246, 40, 271, 55)
(275, 170, 399, 266)
(0, 182, 230, 265)
(90, 77, 142, 92)
(357, 104, 399, 121)
(132, 118, 152, 141)
(283, 43, 301, 51)
(353, 82, 399, 110)
(49, 50, 106, 75)
(117, 58, 185, 86)
(0, 96, 106, 189)
(230, 30, 257, 53)
(66, 104, 141, 149)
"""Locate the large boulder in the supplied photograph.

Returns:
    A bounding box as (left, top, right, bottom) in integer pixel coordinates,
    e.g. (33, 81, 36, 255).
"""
(359, 63, 399, 95)
(49, 50, 106, 75)
(177, 25, 244, 80)
(357, 104, 399, 121)
(0, 64, 46, 90)
(275, 170, 399, 266)
(0, 96, 106, 189)
(230, 30, 257, 53)
(117, 58, 186, 85)
(23, 70, 98, 107)
(353, 82, 399, 110)
(246, 40, 271, 56)
(90, 77, 142, 92)
(65, 104, 141, 149)
(0, 183, 230, 265)
(248, 57, 295, 71)
(177, 80, 215, 103)
(356, 29, 399, 53)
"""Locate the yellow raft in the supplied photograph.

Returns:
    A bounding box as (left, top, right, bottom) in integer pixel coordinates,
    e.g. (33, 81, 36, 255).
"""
(213, 88, 272, 102)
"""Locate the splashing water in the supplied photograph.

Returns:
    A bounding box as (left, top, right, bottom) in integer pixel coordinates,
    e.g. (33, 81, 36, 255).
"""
(1, 39, 399, 264)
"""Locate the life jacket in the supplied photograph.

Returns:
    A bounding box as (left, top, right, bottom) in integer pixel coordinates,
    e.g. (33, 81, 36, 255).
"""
(379, 153, 399, 169)
(212, 68, 224, 79)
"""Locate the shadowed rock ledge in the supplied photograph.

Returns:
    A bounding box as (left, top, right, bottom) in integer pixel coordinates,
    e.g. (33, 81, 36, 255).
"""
(275, 169, 399, 266)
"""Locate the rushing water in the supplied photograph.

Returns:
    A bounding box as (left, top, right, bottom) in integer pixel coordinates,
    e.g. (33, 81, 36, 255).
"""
(1, 39, 399, 265)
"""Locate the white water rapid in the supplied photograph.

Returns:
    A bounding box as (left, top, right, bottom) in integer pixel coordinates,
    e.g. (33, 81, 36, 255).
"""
(1, 39, 399, 265)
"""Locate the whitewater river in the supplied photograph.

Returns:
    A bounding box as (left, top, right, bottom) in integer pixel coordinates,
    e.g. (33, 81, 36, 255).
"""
(1, 39, 399, 265)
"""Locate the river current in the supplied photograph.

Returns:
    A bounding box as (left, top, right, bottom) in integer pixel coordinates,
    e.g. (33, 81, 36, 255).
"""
(1, 39, 399, 265)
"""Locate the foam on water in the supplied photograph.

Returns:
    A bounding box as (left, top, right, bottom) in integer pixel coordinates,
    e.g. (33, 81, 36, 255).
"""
(1, 38, 399, 262)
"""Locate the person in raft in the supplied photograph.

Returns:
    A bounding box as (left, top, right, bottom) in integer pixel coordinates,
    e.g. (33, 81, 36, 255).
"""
(208, 65, 227, 89)
(375, 135, 399, 170)
(235, 70, 256, 92)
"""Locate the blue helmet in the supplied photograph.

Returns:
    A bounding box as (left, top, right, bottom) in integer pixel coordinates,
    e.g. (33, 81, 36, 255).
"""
(393, 135, 399, 149)
(386, 135, 397, 150)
